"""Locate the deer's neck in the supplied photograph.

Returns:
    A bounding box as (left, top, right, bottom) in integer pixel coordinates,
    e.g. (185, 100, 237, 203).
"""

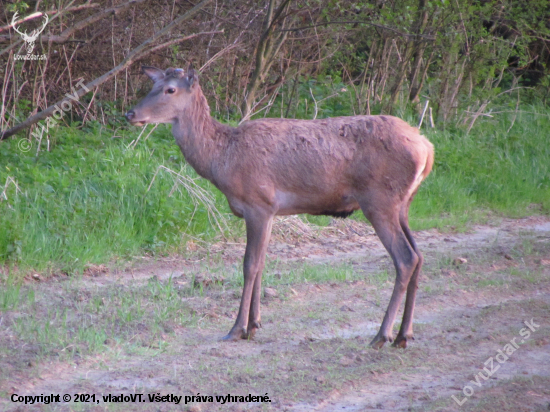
(172, 88, 229, 182)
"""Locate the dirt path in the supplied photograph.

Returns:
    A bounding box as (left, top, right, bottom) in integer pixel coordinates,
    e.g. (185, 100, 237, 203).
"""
(1, 216, 549, 411)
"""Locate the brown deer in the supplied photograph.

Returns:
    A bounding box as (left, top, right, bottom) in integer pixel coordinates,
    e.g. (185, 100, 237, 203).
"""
(126, 66, 434, 349)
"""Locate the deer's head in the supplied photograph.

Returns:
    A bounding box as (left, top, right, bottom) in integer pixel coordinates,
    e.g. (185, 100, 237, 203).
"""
(11, 12, 49, 55)
(125, 66, 199, 126)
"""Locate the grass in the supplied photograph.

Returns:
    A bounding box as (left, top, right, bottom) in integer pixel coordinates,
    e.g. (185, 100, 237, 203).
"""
(0, 250, 383, 382)
(264, 260, 360, 286)
(411, 104, 550, 229)
(0, 123, 236, 276)
(0, 277, 23, 311)
(0, 275, 195, 383)
(0, 88, 549, 275)
(190, 257, 389, 296)
(0, 221, 548, 411)
(0, 260, 367, 386)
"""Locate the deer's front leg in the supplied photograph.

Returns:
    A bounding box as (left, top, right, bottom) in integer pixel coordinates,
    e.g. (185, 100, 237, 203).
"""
(222, 210, 274, 341)
(244, 215, 274, 339)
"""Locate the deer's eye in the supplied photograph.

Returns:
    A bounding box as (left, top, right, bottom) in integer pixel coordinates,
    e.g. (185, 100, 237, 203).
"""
(166, 88, 176, 94)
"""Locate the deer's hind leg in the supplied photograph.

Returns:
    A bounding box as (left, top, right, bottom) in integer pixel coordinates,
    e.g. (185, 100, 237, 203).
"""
(393, 202, 423, 348)
(359, 196, 420, 349)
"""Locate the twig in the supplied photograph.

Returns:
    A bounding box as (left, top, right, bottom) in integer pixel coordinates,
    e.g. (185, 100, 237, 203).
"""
(0, 3, 100, 33)
(145, 165, 229, 237)
(238, 85, 282, 125)
(199, 38, 241, 73)
(0, 12, 43, 33)
(418, 100, 429, 128)
(309, 87, 319, 119)
(466, 102, 490, 134)
(279, 20, 436, 40)
(43, 0, 145, 44)
(506, 90, 520, 134)
(494, 86, 532, 98)
(308, 88, 340, 120)
(127, 123, 158, 149)
(1, 176, 23, 208)
(453, 0, 469, 56)
(81, 86, 99, 123)
(149, 30, 223, 57)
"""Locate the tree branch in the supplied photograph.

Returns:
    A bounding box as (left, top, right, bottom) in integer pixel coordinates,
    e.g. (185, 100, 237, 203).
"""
(0, 35, 87, 44)
(280, 20, 436, 40)
(0, 4, 102, 33)
(0, 12, 43, 33)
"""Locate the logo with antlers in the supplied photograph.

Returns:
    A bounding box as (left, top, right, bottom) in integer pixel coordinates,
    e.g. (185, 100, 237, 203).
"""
(11, 12, 49, 55)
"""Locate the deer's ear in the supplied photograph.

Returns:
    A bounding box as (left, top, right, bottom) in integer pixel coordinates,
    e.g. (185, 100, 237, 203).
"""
(187, 64, 197, 87)
(142, 66, 165, 82)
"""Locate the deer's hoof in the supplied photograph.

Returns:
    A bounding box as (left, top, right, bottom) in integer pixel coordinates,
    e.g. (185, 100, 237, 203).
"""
(369, 333, 392, 349)
(242, 329, 256, 340)
(392, 334, 414, 349)
(221, 328, 247, 342)
(243, 321, 261, 340)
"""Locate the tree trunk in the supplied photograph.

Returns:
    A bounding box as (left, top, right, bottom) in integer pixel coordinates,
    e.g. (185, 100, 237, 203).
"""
(240, 0, 292, 121)
(385, 0, 428, 114)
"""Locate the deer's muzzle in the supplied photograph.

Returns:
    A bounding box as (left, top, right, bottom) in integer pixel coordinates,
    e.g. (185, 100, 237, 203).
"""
(125, 110, 146, 126)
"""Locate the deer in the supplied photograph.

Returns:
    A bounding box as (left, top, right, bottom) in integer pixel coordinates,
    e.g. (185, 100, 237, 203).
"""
(11, 12, 49, 55)
(125, 65, 434, 349)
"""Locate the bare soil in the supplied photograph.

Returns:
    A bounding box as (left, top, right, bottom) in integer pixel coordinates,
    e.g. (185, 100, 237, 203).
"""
(1, 216, 549, 412)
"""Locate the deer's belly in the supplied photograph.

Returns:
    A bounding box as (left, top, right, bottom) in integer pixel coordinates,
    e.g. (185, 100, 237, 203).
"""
(274, 190, 360, 217)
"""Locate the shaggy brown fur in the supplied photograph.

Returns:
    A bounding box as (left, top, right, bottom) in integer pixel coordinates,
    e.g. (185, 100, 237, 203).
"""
(126, 66, 434, 349)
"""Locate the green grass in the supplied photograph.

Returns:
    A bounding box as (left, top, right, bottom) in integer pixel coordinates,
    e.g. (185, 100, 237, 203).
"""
(0, 123, 236, 275)
(266, 261, 358, 286)
(0, 276, 193, 373)
(0, 273, 34, 310)
(0, 94, 549, 275)
(410, 105, 550, 229)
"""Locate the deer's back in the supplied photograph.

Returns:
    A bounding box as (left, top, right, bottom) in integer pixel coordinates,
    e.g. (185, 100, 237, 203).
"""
(214, 115, 432, 215)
